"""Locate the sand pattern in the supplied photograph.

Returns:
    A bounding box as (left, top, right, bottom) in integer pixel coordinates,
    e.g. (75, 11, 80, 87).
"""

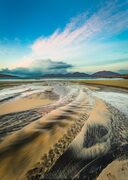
(0, 87, 94, 180)
(26, 113, 89, 180)
(0, 84, 77, 141)
(44, 101, 128, 180)
(0, 82, 127, 180)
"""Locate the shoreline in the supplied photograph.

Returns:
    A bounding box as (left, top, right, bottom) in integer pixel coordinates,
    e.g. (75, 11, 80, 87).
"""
(0, 79, 128, 90)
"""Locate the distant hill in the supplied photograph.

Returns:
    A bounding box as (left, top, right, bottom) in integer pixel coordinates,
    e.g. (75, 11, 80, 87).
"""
(0, 71, 127, 79)
(92, 71, 120, 77)
(41, 71, 121, 78)
(41, 72, 90, 78)
(0, 73, 19, 78)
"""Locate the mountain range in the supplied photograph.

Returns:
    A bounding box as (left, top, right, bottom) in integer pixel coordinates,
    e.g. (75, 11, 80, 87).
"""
(0, 71, 127, 79)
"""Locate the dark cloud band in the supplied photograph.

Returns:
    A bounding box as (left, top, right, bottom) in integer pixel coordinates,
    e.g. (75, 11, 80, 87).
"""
(0, 59, 73, 77)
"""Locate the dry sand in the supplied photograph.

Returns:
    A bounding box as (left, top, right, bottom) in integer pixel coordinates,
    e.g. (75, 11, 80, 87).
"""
(0, 92, 56, 115)
(72, 79, 128, 89)
(97, 159, 128, 180)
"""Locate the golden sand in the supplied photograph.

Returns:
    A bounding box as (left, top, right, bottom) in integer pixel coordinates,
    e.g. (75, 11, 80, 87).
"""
(97, 159, 128, 180)
(72, 79, 128, 89)
(0, 93, 56, 115)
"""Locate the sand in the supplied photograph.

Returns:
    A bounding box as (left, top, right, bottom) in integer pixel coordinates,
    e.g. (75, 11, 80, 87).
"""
(0, 89, 94, 180)
(0, 92, 56, 115)
(73, 79, 128, 89)
(0, 81, 127, 180)
(97, 159, 128, 180)
(0, 81, 45, 90)
(44, 97, 111, 179)
(44, 98, 128, 179)
(0, 79, 128, 90)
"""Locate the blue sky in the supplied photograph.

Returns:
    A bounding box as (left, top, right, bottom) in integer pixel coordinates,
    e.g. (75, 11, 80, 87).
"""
(0, 0, 128, 74)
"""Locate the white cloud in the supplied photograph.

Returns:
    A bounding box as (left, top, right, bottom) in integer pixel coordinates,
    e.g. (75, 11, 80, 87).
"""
(14, 0, 128, 71)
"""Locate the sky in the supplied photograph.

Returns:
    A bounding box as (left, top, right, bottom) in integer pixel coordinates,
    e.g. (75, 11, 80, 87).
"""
(0, 0, 128, 75)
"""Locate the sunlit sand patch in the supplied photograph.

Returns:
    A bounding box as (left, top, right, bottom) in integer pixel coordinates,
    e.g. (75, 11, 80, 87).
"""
(0, 92, 58, 115)
(97, 159, 128, 180)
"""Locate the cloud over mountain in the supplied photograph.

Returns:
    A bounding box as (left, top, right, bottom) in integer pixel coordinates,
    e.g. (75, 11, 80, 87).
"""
(0, 59, 73, 76)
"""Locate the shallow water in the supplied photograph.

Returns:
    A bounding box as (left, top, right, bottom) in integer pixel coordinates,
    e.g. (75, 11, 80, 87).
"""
(0, 77, 124, 81)
(92, 91, 128, 116)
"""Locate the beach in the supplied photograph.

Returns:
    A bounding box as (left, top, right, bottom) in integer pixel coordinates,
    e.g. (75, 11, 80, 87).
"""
(0, 0, 127, 179)
(0, 92, 58, 115)
(72, 79, 128, 89)
(0, 80, 127, 180)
